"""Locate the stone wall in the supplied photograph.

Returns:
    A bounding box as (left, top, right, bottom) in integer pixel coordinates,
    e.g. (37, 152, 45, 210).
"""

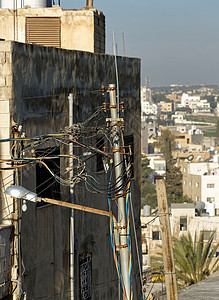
(0, 41, 13, 224)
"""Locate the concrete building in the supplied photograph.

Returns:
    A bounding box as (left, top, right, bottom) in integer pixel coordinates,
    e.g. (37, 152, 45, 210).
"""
(141, 203, 219, 266)
(0, 0, 105, 53)
(180, 93, 211, 113)
(141, 121, 158, 154)
(141, 101, 159, 117)
(165, 93, 181, 102)
(175, 133, 192, 149)
(145, 154, 166, 183)
(0, 40, 141, 299)
(141, 85, 152, 103)
(181, 93, 200, 107)
(183, 161, 219, 212)
(158, 101, 174, 113)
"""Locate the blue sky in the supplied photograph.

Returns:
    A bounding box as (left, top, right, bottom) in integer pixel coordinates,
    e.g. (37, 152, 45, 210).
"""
(62, 0, 219, 86)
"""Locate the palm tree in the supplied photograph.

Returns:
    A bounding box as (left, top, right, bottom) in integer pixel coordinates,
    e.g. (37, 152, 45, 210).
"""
(173, 232, 219, 287)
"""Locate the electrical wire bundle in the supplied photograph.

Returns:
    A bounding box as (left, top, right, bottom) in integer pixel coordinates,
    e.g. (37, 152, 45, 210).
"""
(108, 171, 134, 300)
(0, 154, 86, 186)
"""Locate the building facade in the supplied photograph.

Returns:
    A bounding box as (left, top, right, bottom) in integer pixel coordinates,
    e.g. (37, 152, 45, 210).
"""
(0, 2, 105, 53)
(141, 203, 219, 266)
(0, 40, 141, 299)
(183, 161, 219, 213)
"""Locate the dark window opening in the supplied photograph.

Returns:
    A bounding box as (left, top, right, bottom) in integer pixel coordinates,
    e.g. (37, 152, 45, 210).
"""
(36, 147, 60, 207)
(79, 253, 92, 300)
(180, 217, 187, 231)
(152, 231, 160, 240)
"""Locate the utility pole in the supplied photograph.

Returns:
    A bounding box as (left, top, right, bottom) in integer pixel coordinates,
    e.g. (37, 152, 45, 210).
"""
(156, 179, 178, 300)
(68, 93, 74, 300)
(108, 84, 130, 300)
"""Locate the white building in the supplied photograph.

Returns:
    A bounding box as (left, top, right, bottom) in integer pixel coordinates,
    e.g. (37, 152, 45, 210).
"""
(141, 203, 219, 266)
(144, 154, 166, 183)
(180, 93, 211, 113)
(183, 160, 219, 212)
(141, 101, 159, 116)
(181, 93, 200, 107)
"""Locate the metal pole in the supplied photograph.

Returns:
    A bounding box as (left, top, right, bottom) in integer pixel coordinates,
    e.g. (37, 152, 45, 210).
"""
(69, 93, 74, 300)
(156, 179, 178, 300)
(109, 84, 130, 300)
(17, 198, 22, 299)
(113, 31, 120, 118)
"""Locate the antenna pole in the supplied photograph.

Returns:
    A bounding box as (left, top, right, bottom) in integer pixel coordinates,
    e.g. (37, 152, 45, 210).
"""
(113, 30, 120, 117)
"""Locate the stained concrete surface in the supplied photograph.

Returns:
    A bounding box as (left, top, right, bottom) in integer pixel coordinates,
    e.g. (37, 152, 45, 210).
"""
(178, 271, 219, 300)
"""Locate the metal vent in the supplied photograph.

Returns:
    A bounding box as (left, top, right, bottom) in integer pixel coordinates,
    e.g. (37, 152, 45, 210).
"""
(26, 17, 61, 48)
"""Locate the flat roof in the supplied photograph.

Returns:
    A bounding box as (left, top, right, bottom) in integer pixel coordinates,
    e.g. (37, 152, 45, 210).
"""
(171, 203, 195, 209)
(179, 271, 219, 300)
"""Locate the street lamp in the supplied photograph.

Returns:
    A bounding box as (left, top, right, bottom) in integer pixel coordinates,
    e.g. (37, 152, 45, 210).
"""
(5, 185, 39, 202)
(5, 185, 114, 218)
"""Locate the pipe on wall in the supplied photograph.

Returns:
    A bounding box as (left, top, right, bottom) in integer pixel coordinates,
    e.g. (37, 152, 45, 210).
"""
(86, 0, 93, 8)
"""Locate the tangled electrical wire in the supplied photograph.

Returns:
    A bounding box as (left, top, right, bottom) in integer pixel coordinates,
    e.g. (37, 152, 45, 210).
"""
(0, 103, 140, 299)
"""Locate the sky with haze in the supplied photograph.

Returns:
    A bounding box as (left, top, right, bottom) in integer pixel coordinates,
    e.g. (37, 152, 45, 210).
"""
(49, 1, 219, 86)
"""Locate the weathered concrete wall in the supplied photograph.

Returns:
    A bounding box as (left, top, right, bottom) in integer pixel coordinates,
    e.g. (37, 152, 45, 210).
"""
(0, 225, 13, 298)
(0, 42, 13, 225)
(0, 6, 105, 53)
(0, 41, 141, 299)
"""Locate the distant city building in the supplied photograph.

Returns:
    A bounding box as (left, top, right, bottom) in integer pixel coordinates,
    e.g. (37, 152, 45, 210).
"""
(165, 93, 181, 102)
(180, 93, 211, 113)
(141, 203, 219, 266)
(158, 101, 174, 113)
(145, 154, 166, 183)
(183, 160, 219, 212)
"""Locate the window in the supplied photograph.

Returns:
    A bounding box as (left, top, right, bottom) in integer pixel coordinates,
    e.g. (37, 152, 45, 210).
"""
(207, 197, 215, 202)
(79, 254, 92, 300)
(36, 147, 60, 207)
(180, 217, 187, 231)
(195, 182, 199, 188)
(187, 138, 190, 144)
(152, 231, 160, 240)
(207, 183, 215, 188)
(195, 196, 199, 202)
(202, 231, 215, 241)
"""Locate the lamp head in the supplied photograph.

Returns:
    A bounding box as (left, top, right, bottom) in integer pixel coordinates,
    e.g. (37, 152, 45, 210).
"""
(5, 185, 40, 202)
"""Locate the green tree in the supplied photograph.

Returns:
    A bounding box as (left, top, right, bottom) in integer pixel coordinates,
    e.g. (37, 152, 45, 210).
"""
(173, 232, 219, 287)
(152, 232, 219, 288)
(141, 157, 157, 208)
(157, 129, 183, 203)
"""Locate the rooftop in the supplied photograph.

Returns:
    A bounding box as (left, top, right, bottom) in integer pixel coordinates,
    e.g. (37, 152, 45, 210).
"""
(178, 271, 219, 300)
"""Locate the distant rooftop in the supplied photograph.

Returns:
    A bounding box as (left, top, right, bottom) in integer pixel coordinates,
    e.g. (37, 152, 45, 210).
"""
(178, 271, 219, 300)
(162, 271, 219, 300)
(171, 203, 195, 209)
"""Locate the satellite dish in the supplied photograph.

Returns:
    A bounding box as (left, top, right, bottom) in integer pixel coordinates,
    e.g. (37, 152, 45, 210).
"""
(195, 202, 205, 210)
(187, 155, 194, 161)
